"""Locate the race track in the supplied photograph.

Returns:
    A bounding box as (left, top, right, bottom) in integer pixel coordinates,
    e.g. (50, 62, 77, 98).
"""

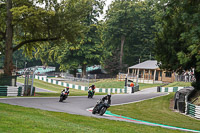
(0, 87, 167, 119)
(2, 88, 198, 132)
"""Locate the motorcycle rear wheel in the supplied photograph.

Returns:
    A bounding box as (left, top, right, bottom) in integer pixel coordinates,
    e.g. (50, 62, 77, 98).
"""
(88, 92, 93, 98)
(92, 106, 98, 114)
(99, 107, 107, 116)
(59, 96, 63, 102)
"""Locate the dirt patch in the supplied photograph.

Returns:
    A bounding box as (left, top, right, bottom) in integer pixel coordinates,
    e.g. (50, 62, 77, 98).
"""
(190, 90, 200, 106)
(169, 98, 174, 110)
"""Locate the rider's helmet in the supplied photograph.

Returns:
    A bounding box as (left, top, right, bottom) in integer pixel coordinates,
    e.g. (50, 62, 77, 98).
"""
(107, 94, 111, 100)
(66, 87, 69, 91)
(91, 85, 95, 89)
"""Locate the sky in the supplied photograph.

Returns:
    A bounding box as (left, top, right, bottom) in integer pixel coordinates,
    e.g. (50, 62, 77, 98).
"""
(105, 0, 114, 9)
(99, 0, 114, 20)
(36, 0, 114, 20)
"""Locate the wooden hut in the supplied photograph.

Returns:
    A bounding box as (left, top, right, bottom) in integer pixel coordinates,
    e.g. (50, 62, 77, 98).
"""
(127, 60, 175, 83)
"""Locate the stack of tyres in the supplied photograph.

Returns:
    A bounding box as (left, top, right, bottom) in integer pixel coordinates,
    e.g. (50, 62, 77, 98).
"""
(0, 86, 7, 96)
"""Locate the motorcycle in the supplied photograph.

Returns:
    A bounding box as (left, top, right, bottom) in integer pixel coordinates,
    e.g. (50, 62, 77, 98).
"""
(59, 90, 69, 102)
(92, 99, 110, 116)
(88, 88, 94, 98)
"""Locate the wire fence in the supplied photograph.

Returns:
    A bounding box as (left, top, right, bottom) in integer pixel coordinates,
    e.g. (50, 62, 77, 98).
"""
(175, 75, 196, 82)
(61, 73, 117, 87)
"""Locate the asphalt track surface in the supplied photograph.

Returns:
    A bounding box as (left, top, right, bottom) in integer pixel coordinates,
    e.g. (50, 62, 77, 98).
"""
(0, 87, 167, 119)
(1, 87, 200, 132)
(1, 86, 200, 132)
(4, 87, 199, 132)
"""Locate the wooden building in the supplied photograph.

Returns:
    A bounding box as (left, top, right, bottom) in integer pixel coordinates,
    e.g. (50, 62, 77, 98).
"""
(127, 60, 175, 83)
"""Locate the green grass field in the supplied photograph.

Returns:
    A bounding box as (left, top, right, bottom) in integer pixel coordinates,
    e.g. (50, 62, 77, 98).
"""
(17, 77, 161, 94)
(108, 93, 200, 131)
(0, 101, 184, 133)
(90, 79, 162, 90)
(17, 78, 106, 97)
(1, 78, 199, 132)
(164, 82, 192, 87)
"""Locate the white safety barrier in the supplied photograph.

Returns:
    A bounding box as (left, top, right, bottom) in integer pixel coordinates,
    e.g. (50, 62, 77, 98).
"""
(34, 75, 129, 94)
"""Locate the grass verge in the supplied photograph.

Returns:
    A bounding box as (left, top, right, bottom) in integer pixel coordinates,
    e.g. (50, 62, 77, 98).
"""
(17, 77, 161, 94)
(108, 93, 200, 130)
(90, 79, 162, 90)
(0, 102, 184, 133)
(164, 82, 192, 87)
(17, 78, 106, 96)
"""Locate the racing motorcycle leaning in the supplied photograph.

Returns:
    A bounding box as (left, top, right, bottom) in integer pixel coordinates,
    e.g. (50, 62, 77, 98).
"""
(59, 87, 70, 102)
(92, 94, 111, 116)
(88, 88, 94, 98)
(88, 85, 95, 98)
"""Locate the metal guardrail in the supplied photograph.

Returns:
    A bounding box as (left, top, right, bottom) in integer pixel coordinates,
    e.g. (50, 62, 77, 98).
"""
(35, 75, 131, 94)
(187, 103, 200, 119)
(158, 87, 185, 92)
(0, 86, 35, 96)
(0, 86, 22, 96)
(185, 88, 200, 119)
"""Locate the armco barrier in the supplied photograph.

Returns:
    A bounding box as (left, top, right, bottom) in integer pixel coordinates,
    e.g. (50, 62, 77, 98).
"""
(0, 86, 7, 96)
(187, 103, 200, 119)
(0, 86, 23, 96)
(159, 87, 184, 92)
(34, 75, 135, 94)
(185, 88, 200, 119)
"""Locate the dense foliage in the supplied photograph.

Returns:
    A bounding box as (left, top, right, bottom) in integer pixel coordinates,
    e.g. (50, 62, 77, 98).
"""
(35, 0, 105, 77)
(0, 0, 93, 75)
(154, 0, 200, 89)
(103, 0, 156, 74)
(2, 0, 200, 88)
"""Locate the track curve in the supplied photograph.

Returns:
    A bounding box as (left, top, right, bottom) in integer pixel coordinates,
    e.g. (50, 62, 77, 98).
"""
(0, 87, 167, 119)
(1, 87, 199, 132)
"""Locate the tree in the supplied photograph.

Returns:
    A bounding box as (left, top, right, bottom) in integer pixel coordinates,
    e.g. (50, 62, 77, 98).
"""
(154, 0, 200, 90)
(105, 0, 136, 71)
(103, 48, 120, 76)
(123, 0, 156, 66)
(39, 24, 104, 77)
(0, 0, 92, 76)
(103, 0, 156, 72)
(36, 0, 105, 77)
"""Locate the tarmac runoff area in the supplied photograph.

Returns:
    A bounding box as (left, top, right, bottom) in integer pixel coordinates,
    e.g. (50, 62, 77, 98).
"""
(0, 87, 199, 132)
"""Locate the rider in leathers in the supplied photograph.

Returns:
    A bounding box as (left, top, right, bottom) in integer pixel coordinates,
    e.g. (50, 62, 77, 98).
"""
(101, 94, 111, 104)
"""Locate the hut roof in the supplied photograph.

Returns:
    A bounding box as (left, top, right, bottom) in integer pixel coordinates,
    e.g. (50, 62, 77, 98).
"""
(129, 60, 159, 70)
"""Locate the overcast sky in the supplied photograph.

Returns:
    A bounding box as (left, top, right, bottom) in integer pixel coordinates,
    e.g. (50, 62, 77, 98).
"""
(37, 0, 114, 20)
(99, 0, 114, 20)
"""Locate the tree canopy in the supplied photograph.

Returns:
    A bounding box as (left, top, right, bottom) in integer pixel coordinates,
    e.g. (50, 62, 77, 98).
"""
(35, 0, 105, 77)
(154, 0, 200, 89)
(103, 0, 156, 73)
(0, 0, 93, 75)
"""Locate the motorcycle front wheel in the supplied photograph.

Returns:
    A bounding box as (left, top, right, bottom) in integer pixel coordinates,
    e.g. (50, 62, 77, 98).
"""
(92, 106, 98, 114)
(59, 96, 63, 102)
(99, 107, 107, 116)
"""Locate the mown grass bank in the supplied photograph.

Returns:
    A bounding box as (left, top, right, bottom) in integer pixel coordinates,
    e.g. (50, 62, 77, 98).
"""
(17, 78, 106, 97)
(0, 102, 184, 133)
(17, 77, 161, 93)
(108, 93, 200, 131)
(164, 82, 192, 87)
(90, 79, 162, 90)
